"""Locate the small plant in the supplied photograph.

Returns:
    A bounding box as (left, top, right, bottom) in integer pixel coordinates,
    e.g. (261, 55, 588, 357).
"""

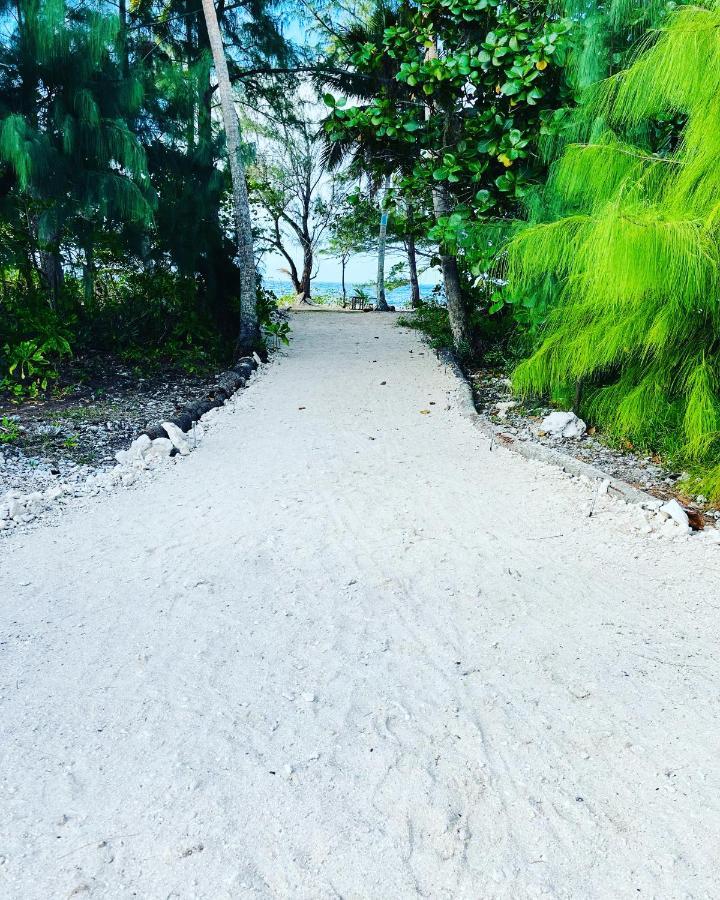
(0, 416, 21, 444)
(62, 434, 79, 450)
(353, 286, 372, 304)
(2, 335, 72, 399)
(397, 302, 453, 350)
(263, 320, 291, 347)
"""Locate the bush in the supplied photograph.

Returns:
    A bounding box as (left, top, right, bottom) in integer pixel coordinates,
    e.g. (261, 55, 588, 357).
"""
(397, 302, 453, 350)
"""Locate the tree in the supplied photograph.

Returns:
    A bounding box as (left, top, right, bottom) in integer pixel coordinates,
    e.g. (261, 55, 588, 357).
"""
(322, 0, 572, 355)
(376, 174, 392, 310)
(508, 2, 720, 501)
(401, 199, 424, 308)
(322, 196, 374, 303)
(250, 101, 346, 301)
(200, 0, 261, 354)
(0, 0, 152, 305)
(319, 4, 421, 312)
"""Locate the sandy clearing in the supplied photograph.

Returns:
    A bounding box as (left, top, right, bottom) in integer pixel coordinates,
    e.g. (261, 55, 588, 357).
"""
(1, 311, 719, 899)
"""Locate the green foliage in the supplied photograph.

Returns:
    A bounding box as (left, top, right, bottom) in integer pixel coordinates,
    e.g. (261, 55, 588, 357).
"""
(0, 417, 21, 444)
(323, 0, 573, 217)
(508, 2, 720, 498)
(0, 0, 292, 396)
(1, 334, 72, 399)
(398, 303, 453, 350)
(263, 319, 292, 346)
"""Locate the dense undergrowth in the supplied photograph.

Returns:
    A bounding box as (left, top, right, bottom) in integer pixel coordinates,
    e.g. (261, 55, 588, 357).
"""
(0, 271, 284, 403)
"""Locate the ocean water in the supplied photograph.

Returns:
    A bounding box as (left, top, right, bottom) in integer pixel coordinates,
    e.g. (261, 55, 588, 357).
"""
(265, 279, 442, 310)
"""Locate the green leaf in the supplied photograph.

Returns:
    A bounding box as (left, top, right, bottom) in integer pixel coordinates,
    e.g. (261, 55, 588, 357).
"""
(500, 80, 521, 96)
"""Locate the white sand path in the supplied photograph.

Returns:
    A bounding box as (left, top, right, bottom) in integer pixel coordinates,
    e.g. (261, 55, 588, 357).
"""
(1, 311, 720, 899)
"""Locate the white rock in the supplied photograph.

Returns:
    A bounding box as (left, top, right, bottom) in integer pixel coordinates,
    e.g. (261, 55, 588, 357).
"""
(143, 438, 174, 462)
(130, 434, 152, 455)
(538, 411, 587, 440)
(660, 499, 689, 529)
(161, 422, 191, 456)
(115, 434, 152, 466)
(494, 401, 517, 419)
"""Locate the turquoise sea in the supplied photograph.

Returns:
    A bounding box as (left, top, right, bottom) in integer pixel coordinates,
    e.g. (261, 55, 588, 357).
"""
(265, 279, 442, 309)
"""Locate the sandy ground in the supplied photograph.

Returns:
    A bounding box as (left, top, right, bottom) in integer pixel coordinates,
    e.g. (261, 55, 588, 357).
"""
(1, 312, 720, 899)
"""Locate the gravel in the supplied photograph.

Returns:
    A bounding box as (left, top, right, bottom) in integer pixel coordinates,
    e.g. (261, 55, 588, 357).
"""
(0, 358, 232, 534)
(0, 360, 215, 497)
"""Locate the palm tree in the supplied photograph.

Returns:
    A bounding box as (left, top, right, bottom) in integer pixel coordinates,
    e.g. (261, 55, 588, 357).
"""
(200, 0, 261, 355)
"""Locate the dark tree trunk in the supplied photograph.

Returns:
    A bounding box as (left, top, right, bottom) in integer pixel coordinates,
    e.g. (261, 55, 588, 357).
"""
(341, 256, 347, 305)
(39, 249, 63, 309)
(431, 183, 473, 355)
(184, 0, 195, 151)
(82, 243, 95, 309)
(405, 202, 421, 308)
(406, 235, 421, 308)
(118, 0, 129, 76)
(300, 241, 312, 301)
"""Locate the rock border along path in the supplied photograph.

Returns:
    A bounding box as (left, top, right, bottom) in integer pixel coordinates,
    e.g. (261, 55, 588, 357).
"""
(439, 348, 658, 507)
(2, 311, 720, 898)
(0, 356, 261, 533)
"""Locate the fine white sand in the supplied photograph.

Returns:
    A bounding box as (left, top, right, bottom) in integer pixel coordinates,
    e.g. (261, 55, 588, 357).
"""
(2, 311, 719, 898)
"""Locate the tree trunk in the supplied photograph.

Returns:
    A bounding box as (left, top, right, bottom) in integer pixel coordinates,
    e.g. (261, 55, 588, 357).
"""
(300, 242, 313, 302)
(431, 183, 473, 355)
(184, 0, 195, 151)
(200, 0, 261, 356)
(376, 174, 391, 311)
(33, 216, 63, 309)
(422, 38, 473, 354)
(39, 248, 63, 309)
(406, 235, 421, 308)
(341, 256, 347, 305)
(405, 201, 421, 308)
(82, 243, 95, 310)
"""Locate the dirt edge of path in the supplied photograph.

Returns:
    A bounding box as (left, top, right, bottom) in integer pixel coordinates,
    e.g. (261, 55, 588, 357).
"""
(438, 348, 657, 509)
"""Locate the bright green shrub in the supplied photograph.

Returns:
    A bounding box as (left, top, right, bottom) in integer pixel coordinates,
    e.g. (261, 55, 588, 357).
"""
(508, 3, 720, 499)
